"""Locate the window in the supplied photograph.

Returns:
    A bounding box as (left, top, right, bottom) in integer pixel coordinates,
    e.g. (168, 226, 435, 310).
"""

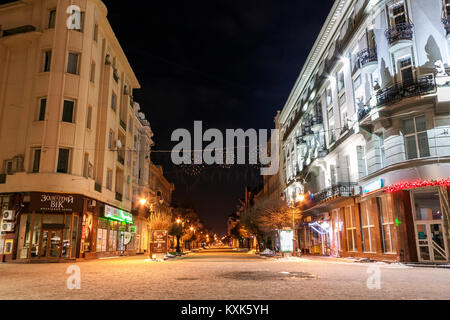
(43, 50, 52, 72)
(93, 24, 99, 42)
(90, 62, 96, 83)
(57, 149, 70, 173)
(337, 71, 345, 92)
(62, 100, 75, 123)
(6, 161, 13, 174)
(111, 92, 117, 112)
(38, 98, 47, 121)
(357, 146, 367, 178)
(86, 106, 92, 129)
(403, 115, 430, 160)
(83, 153, 89, 178)
(345, 206, 357, 252)
(329, 164, 337, 185)
(360, 201, 377, 253)
(392, 2, 407, 26)
(67, 52, 80, 75)
(108, 130, 114, 150)
(326, 88, 333, 106)
(106, 169, 112, 190)
(32, 148, 41, 173)
(399, 56, 413, 83)
(48, 9, 56, 29)
(74, 11, 85, 32)
(378, 133, 386, 168)
(377, 196, 396, 253)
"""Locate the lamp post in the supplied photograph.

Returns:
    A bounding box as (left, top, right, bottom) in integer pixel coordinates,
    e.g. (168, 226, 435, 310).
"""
(139, 196, 163, 259)
(292, 194, 305, 256)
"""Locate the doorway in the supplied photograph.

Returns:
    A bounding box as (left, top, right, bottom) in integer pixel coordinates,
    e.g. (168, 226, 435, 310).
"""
(412, 189, 449, 263)
(39, 229, 63, 259)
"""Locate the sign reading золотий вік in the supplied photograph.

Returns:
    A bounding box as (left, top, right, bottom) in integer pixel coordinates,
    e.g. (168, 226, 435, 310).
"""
(171, 121, 280, 176)
(30, 192, 83, 213)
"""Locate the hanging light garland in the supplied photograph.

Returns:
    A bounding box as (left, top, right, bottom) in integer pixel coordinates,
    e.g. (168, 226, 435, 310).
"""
(385, 179, 450, 193)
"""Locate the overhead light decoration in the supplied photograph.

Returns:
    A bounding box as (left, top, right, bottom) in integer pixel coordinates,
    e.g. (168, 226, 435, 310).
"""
(385, 179, 450, 193)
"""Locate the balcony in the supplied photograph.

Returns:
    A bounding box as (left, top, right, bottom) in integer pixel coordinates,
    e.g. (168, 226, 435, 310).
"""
(296, 136, 307, 147)
(376, 74, 436, 108)
(442, 16, 450, 38)
(358, 104, 372, 121)
(385, 23, 414, 53)
(312, 183, 359, 204)
(302, 126, 314, 141)
(311, 115, 323, 132)
(115, 192, 123, 202)
(357, 47, 378, 73)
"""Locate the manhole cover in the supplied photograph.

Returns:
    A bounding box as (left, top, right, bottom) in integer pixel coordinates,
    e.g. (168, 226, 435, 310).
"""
(176, 277, 200, 281)
(220, 271, 317, 281)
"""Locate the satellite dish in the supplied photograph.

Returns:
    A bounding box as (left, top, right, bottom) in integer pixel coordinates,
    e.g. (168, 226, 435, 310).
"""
(116, 139, 122, 149)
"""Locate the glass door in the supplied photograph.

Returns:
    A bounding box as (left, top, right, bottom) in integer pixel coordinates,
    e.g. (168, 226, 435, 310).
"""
(39, 229, 63, 259)
(412, 189, 449, 262)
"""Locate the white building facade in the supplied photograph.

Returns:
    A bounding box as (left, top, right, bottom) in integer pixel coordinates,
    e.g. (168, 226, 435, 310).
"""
(279, 0, 450, 262)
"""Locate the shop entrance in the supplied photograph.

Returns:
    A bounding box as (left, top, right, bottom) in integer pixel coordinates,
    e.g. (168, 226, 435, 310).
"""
(415, 222, 448, 262)
(39, 227, 64, 259)
(412, 189, 449, 263)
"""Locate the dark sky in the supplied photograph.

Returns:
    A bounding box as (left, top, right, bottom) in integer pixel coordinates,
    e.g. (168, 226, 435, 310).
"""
(103, 0, 334, 235)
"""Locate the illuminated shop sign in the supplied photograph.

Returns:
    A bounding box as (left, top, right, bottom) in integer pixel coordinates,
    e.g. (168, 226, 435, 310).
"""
(364, 179, 384, 194)
(105, 205, 133, 224)
(279, 230, 294, 253)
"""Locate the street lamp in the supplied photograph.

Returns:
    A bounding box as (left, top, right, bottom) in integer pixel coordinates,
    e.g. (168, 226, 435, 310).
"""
(292, 194, 305, 256)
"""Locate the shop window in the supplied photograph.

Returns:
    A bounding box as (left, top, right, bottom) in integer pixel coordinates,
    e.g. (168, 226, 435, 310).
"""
(57, 148, 70, 173)
(377, 196, 396, 253)
(345, 206, 357, 252)
(38, 98, 46, 121)
(360, 201, 377, 253)
(413, 190, 443, 221)
(62, 100, 75, 123)
(403, 115, 430, 160)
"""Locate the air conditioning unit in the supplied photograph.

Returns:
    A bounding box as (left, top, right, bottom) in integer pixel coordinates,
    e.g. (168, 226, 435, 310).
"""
(1, 222, 14, 232)
(2, 210, 14, 221)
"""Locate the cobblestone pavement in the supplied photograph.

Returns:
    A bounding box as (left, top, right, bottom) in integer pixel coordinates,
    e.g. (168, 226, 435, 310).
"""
(1, 248, 450, 300)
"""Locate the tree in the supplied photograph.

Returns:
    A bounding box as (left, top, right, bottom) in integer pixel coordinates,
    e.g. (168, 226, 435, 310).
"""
(169, 223, 183, 253)
(149, 211, 172, 231)
(241, 198, 300, 251)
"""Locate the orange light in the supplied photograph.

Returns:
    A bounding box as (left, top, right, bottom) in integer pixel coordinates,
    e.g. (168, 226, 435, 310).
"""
(139, 198, 147, 206)
(297, 194, 305, 202)
(176, 219, 181, 224)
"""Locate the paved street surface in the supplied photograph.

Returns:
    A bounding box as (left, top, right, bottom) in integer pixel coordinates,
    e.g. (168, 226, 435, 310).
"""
(1, 248, 450, 300)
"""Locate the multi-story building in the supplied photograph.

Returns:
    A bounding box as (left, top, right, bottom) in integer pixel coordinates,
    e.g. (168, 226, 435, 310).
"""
(279, 0, 450, 263)
(0, 0, 153, 262)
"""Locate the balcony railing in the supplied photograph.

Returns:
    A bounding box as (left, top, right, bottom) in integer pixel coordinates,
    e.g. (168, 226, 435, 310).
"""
(385, 23, 414, 45)
(312, 183, 359, 204)
(358, 104, 372, 121)
(376, 74, 436, 107)
(116, 192, 123, 202)
(442, 15, 450, 35)
(357, 47, 377, 68)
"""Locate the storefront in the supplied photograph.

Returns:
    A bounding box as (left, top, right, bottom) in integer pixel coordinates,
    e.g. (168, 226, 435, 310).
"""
(15, 192, 84, 262)
(95, 204, 135, 258)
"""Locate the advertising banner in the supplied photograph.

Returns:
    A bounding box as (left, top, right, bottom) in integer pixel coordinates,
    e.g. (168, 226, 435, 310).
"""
(279, 229, 294, 253)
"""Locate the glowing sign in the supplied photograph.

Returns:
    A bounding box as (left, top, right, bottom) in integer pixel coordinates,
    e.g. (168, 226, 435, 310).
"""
(364, 179, 384, 194)
(105, 205, 133, 224)
(279, 230, 294, 253)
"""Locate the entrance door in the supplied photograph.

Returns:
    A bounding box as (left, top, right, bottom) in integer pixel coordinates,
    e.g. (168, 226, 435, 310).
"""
(40, 229, 63, 259)
(412, 189, 449, 263)
(415, 222, 448, 262)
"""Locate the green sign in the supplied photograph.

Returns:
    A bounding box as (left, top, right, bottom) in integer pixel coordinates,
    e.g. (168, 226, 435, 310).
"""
(130, 226, 137, 233)
(105, 205, 133, 224)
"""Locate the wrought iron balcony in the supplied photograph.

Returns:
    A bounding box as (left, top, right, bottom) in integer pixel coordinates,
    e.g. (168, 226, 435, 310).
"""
(357, 47, 377, 70)
(385, 23, 414, 46)
(376, 74, 436, 107)
(312, 182, 359, 204)
(358, 104, 372, 121)
(442, 15, 450, 35)
(296, 136, 307, 146)
(311, 115, 323, 131)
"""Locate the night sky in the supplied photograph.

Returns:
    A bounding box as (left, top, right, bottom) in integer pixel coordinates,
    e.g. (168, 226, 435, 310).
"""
(101, 0, 335, 235)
